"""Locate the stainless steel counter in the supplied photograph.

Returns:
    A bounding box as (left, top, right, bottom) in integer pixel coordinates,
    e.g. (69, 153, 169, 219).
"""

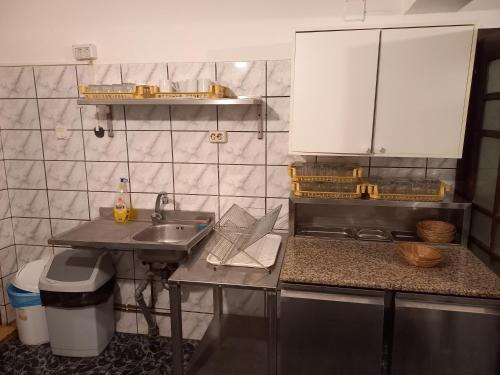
(289, 194, 472, 245)
(168, 232, 287, 375)
(48, 208, 214, 252)
(169, 232, 287, 290)
(48, 217, 152, 250)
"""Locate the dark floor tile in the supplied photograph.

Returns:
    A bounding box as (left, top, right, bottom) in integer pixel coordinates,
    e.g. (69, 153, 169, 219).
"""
(0, 332, 198, 375)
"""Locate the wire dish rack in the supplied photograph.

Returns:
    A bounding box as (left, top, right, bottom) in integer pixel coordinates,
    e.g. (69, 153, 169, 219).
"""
(207, 204, 282, 272)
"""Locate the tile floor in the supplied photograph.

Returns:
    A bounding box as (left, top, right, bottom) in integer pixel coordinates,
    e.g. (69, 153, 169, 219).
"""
(0, 332, 198, 375)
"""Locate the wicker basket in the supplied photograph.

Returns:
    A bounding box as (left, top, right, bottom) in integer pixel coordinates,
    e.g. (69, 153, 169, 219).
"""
(417, 220, 456, 243)
(398, 243, 443, 268)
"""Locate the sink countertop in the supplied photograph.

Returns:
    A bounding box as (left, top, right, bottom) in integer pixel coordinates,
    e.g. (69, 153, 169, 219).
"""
(280, 237, 500, 299)
(48, 208, 215, 251)
(48, 217, 152, 250)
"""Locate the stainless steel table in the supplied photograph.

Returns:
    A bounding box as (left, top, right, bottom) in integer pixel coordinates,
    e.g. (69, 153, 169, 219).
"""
(168, 233, 287, 375)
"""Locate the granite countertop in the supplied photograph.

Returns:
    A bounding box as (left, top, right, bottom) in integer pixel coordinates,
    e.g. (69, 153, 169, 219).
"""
(280, 237, 500, 298)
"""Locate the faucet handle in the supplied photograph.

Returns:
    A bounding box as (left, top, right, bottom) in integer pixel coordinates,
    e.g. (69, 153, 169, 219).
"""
(159, 191, 169, 205)
(151, 212, 162, 221)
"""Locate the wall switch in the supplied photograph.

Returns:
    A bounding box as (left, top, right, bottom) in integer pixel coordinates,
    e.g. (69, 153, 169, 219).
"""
(72, 44, 97, 61)
(208, 131, 227, 143)
(55, 126, 69, 140)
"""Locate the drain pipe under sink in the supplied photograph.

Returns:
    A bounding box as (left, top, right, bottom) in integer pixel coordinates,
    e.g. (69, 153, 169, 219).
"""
(135, 263, 177, 337)
(135, 274, 159, 337)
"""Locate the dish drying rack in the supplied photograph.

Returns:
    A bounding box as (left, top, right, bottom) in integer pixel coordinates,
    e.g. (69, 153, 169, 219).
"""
(208, 204, 282, 273)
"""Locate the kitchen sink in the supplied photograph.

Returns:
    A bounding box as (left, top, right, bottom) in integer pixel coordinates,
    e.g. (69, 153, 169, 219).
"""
(131, 209, 215, 263)
(48, 201, 215, 263)
(133, 223, 203, 244)
(133, 220, 213, 263)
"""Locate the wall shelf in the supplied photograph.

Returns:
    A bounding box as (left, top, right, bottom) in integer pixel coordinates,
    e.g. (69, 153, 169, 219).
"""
(76, 97, 262, 106)
(77, 97, 264, 138)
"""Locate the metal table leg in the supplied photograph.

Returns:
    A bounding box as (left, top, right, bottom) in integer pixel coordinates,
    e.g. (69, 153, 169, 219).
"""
(213, 285, 223, 320)
(265, 290, 278, 375)
(212, 285, 224, 345)
(169, 281, 184, 375)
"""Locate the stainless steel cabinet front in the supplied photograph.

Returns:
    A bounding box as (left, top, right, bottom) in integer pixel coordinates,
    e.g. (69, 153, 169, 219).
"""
(280, 286, 385, 375)
(392, 293, 500, 375)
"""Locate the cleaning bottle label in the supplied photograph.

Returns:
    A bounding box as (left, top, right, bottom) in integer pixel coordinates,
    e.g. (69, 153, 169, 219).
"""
(114, 196, 129, 223)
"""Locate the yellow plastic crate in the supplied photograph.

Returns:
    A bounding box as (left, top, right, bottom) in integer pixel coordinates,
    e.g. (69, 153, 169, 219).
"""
(366, 179, 449, 202)
(292, 181, 365, 199)
(288, 162, 362, 183)
(79, 84, 159, 99)
(154, 84, 226, 99)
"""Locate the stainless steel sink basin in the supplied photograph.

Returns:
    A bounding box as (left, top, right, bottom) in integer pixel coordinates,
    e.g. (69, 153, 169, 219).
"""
(132, 223, 202, 244)
(131, 210, 215, 263)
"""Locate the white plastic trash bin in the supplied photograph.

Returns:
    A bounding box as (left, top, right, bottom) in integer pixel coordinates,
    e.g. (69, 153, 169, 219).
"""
(7, 259, 50, 345)
(39, 249, 115, 357)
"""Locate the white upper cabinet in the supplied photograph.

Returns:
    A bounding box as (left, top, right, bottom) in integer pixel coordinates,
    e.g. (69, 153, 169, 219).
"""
(290, 25, 476, 158)
(290, 29, 381, 155)
(373, 26, 475, 158)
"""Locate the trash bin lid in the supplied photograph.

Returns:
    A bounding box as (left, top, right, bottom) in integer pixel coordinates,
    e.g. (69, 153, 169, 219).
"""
(46, 250, 98, 282)
(7, 284, 42, 308)
(39, 249, 115, 293)
(13, 259, 49, 293)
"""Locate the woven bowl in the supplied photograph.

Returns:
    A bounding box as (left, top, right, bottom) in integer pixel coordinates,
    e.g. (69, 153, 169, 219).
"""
(417, 220, 456, 243)
(417, 228, 455, 243)
(417, 220, 455, 233)
(399, 243, 443, 268)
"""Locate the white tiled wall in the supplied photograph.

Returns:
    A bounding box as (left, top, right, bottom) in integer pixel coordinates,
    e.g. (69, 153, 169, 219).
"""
(0, 104, 14, 323)
(0, 60, 457, 333)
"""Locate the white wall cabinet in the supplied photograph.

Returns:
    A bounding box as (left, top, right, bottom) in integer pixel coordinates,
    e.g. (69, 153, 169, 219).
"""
(290, 29, 380, 155)
(374, 26, 475, 157)
(290, 25, 476, 158)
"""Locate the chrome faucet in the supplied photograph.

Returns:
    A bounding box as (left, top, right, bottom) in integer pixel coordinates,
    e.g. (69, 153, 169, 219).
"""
(151, 192, 169, 223)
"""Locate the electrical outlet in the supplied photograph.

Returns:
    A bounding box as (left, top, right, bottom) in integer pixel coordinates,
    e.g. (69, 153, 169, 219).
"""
(72, 44, 97, 61)
(208, 131, 227, 143)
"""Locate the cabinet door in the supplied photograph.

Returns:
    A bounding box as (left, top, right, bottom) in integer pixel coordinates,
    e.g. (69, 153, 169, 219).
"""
(290, 29, 380, 155)
(280, 286, 385, 375)
(373, 26, 475, 158)
(393, 293, 500, 375)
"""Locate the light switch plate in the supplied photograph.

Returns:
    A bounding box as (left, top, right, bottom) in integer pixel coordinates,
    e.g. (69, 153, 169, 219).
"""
(208, 131, 227, 143)
(55, 126, 69, 140)
(72, 44, 97, 61)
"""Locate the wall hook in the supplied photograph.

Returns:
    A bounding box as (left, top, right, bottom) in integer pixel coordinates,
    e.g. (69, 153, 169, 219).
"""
(96, 105, 114, 138)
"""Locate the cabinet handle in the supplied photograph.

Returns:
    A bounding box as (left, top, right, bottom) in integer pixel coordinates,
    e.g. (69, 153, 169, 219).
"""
(365, 147, 372, 154)
(397, 300, 500, 315)
(378, 147, 386, 154)
(281, 289, 384, 306)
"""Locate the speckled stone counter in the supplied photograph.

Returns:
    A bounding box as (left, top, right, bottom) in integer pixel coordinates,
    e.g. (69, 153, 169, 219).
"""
(280, 237, 500, 298)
